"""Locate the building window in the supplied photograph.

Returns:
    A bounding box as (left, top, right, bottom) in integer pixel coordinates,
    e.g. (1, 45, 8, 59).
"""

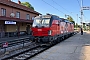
(1, 8, 6, 16)
(26, 14, 30, 20)
(16, 12, 20, 18)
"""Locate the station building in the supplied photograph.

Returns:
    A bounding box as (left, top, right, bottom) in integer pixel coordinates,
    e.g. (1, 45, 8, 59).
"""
(0, 0, 40, 38)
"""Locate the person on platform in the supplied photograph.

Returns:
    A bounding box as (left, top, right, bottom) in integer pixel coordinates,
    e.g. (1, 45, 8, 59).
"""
(81, 27, 83, 35)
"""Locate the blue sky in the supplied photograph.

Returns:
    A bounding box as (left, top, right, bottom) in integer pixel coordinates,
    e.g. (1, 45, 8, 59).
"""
(13, 0, 90, 24)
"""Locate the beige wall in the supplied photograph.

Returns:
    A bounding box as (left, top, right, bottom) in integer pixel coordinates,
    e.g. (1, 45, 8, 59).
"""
(5, 25, 16, 32)
(0, 21, 31, 32)
(19, 23, 27, 31)
(5, 23, 28, 32)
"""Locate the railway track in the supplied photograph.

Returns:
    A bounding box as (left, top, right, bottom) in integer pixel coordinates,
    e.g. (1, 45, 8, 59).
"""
(1, 32, 77, 60)
(1, 44, 49, 60)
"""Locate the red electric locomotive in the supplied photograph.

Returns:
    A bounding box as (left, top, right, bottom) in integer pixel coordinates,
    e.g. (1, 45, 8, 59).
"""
(31, 14, 74, 43)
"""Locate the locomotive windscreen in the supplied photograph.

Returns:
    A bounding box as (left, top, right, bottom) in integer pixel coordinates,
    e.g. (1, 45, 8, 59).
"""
(32, 15, 51, 27)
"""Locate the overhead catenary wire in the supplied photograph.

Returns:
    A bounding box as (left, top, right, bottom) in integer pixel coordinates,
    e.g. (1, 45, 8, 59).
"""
(41, 0, 85, 24)
(51, 0, 71, 14)
(83, 14, 88, 22)
(41, 0, 65, 15)
(77, 0, 81, 8)
(51, 0, 78, 19)
(82, 7, 89, 22)
(77, 0, 87, 24)
(77, 0, 88, 23)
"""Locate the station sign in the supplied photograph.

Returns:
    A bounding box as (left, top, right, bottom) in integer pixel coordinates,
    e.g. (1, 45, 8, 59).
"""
(5, 21, 16, 24)
(82, 6, 90, 10)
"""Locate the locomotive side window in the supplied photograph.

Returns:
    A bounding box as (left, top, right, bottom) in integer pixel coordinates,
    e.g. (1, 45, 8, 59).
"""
(52, 15, 59, 20)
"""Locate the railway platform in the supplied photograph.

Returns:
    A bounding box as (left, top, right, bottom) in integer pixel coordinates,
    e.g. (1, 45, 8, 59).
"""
(31, 31, 90, 60)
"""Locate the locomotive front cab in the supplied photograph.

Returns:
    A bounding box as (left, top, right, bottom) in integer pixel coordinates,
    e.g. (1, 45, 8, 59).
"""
(32, 15, 52, 36)
(31, 15, 52, 43)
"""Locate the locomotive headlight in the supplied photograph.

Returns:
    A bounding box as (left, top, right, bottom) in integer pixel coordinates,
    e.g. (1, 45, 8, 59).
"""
(48, 30, 52, 35)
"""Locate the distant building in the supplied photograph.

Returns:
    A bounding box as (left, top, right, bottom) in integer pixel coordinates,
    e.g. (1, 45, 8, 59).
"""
(0, 0, 41, 37)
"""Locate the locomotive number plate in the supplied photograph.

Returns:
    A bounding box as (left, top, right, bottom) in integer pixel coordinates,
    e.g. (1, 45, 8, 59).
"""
(38, 29, 42, 31)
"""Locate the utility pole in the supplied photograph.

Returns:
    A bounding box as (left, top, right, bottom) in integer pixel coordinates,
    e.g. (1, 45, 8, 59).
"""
(81, 0, 83, 28)
(77, 14, 78, 30)
(80, 0, 83, 35)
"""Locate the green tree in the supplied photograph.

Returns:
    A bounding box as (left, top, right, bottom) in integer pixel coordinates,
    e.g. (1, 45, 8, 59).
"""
(67, 16, 73, 22)
(74, 23, 79, 29)
(76, 23, 78, 28)
(21, 2, 34, 10)
(67, 16, 75, 27)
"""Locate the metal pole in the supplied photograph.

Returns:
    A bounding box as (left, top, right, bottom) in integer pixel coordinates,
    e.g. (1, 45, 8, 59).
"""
(81, 0, 83, 28)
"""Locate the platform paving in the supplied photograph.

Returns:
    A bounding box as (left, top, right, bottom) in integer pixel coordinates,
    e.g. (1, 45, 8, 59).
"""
(30, 31, 90, 60)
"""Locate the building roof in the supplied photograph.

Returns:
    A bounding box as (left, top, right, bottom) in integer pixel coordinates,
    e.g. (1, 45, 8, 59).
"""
(0, 0, 41, 15)
(0, 16, 33, 23)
